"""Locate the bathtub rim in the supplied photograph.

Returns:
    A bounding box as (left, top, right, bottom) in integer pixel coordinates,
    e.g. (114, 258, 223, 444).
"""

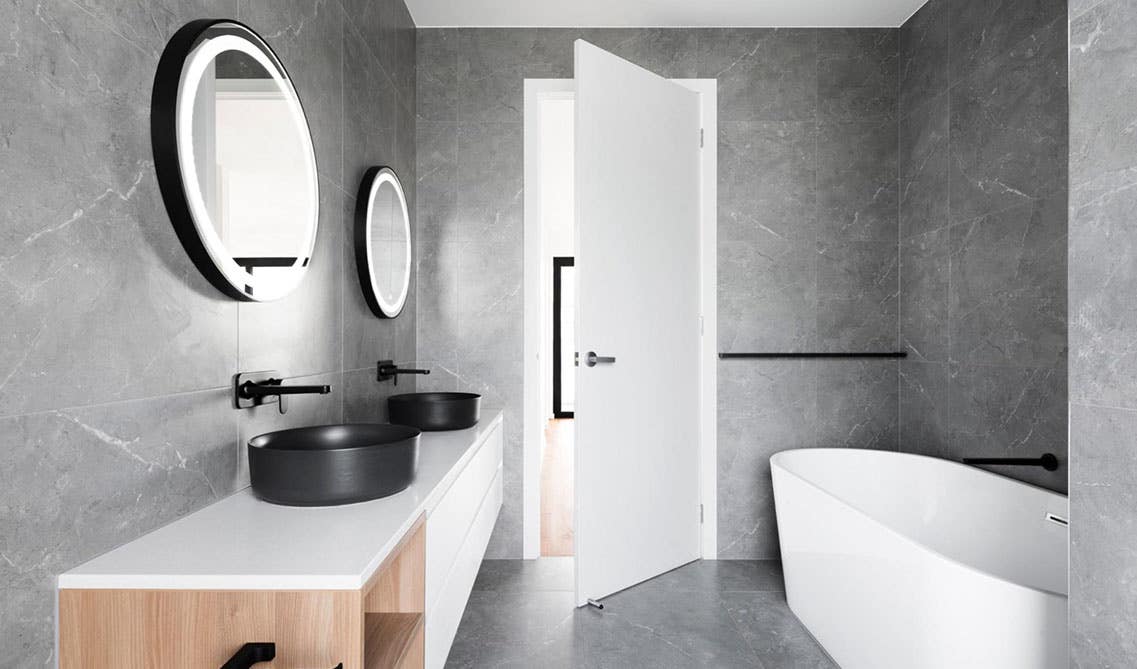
(770, 448, 1069, 599)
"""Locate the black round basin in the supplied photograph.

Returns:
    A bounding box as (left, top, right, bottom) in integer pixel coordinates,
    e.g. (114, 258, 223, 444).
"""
(248, 424, 420, 506)
(388, 392, 481, 431)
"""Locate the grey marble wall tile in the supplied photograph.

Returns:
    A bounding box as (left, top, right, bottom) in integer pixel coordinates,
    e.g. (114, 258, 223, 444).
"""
(0, 389, 239, 666)
(1069, 0, 1137, 660)
(395, 83, 419, 206)
(719, 121, 817, 243)
(414, 365, 461, 393)
(948, 0, 1065, 85)
(340, 0, 413, 103)
(948, 197, 1067, 368)
(900, 227, 950, 361)
(238, 181, 344, 376)
(1068, 0, 1108, 21)
(391, 0, 417, 108)
(947, 363, 1067, 491)
(1069, 170, 1137, 409)
(343, 365, 412, 423)
(457, 29, 576, 124)
(0, 0, 238, 417)
(241, 0, 345, 188)
(899, 0, 949, 113)
(817, 241, 899, 351)
(580, 28, 699, 79)
(718, 122, 817, 246)
(718, 361, 815, 558)
(456, 122, 523, 243)
(817, 121, 898, 242)
(417, 123, 459, 244)
(69, 0, 238, 55)
(1069, 402, 1137, 667)
(817, 29, 897, 123)
(343, 27, 399, 186)
(898, 360, 951, 456)
(415, 29, 459, 124)
(1069, 0, 1137, 188)
(899, 90, 949, 240)
(948, 17, 1067, 223)
(718, 238, 817, 354)
(416, 241, 460, 370)
(816, 360, 899, 449)
(696, 29, 819, 122)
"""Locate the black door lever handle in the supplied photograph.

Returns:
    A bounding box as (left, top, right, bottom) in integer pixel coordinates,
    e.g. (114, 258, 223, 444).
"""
(585, 351, 616, 367)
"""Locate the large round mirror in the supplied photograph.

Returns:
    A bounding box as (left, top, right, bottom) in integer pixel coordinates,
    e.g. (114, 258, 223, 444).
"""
(354, 167, 411, 319)
(152, 20, 319, 302)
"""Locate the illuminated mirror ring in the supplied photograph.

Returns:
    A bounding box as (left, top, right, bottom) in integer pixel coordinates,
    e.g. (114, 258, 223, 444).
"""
(354, 166, 411, 319)
(152, 19, 319, 302)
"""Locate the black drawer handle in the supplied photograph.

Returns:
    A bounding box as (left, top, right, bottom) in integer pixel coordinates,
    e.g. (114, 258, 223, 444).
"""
(220, 642, 342, 669)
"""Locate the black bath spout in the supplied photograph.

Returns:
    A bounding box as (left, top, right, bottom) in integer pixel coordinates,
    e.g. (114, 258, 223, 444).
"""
(962, 453, 1059, 472)
(377, 360, 431, 386)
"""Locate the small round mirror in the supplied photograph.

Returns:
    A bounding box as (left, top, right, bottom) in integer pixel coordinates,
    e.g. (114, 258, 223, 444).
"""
(354, 167, 411, 319)
(153, 20, 319, 301)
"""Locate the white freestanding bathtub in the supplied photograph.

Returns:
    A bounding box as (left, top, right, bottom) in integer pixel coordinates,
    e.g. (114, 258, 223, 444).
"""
(771, 448, 1068, 669)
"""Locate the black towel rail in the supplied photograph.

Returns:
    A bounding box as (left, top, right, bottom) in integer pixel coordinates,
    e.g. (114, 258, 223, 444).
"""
(718, 352, 908, 359)
(963, 453, 1060, 471)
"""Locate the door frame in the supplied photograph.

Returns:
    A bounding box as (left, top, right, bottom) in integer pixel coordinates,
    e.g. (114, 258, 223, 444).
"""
(522, 77, 718, 560)
(552, 256, 575, 419)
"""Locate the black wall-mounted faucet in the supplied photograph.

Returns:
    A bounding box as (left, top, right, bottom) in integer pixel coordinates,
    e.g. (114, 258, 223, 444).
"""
(234, 371, 331, 415)
(377, 360, 430, 385)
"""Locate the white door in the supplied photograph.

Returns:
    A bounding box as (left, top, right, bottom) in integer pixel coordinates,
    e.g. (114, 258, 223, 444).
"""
(573, 40, 703, 605)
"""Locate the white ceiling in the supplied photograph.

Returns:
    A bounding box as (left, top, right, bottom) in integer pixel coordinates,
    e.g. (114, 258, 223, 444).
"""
(405, 0, 930, 29)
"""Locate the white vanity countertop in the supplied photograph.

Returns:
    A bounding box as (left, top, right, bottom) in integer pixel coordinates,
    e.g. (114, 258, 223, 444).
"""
(58, 410, 503, 591)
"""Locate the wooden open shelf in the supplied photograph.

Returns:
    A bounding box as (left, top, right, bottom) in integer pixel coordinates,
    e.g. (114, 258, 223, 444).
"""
(365, 612, 424, 669)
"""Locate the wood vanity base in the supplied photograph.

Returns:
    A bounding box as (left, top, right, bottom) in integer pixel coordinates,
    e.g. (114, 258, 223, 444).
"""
(59, 516, 425, 669)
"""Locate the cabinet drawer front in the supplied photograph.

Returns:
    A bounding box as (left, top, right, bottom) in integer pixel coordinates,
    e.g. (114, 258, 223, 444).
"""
(425, 423, 503, 610)
(425, 466, 503, 669)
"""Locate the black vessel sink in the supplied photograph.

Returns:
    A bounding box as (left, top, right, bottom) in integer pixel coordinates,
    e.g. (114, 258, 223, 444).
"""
(388, 392, 481, 431)
(248, 424, 420, 506)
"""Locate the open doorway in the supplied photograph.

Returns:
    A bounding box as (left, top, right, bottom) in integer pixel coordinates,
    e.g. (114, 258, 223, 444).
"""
(535, 95, 576, 558)
(543, 257, 575, 556)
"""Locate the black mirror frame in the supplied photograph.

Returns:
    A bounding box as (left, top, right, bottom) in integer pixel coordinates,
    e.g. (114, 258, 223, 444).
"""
(354, 166, 411, 319)
(151, 19, 319, 302)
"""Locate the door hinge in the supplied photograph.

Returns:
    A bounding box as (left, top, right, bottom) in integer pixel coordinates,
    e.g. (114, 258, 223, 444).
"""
(699, 128, 704, 148)
(699, 315, 705, 336)
(700, 504, 704, 524)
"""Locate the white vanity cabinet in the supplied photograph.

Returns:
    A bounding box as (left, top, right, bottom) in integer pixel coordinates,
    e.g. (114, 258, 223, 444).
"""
(57, 413, 504, 669)
(424, 421, 503, 668)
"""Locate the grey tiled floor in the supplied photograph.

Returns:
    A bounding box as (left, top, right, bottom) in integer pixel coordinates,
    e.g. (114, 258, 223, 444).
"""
(445, 558, 837, 668)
